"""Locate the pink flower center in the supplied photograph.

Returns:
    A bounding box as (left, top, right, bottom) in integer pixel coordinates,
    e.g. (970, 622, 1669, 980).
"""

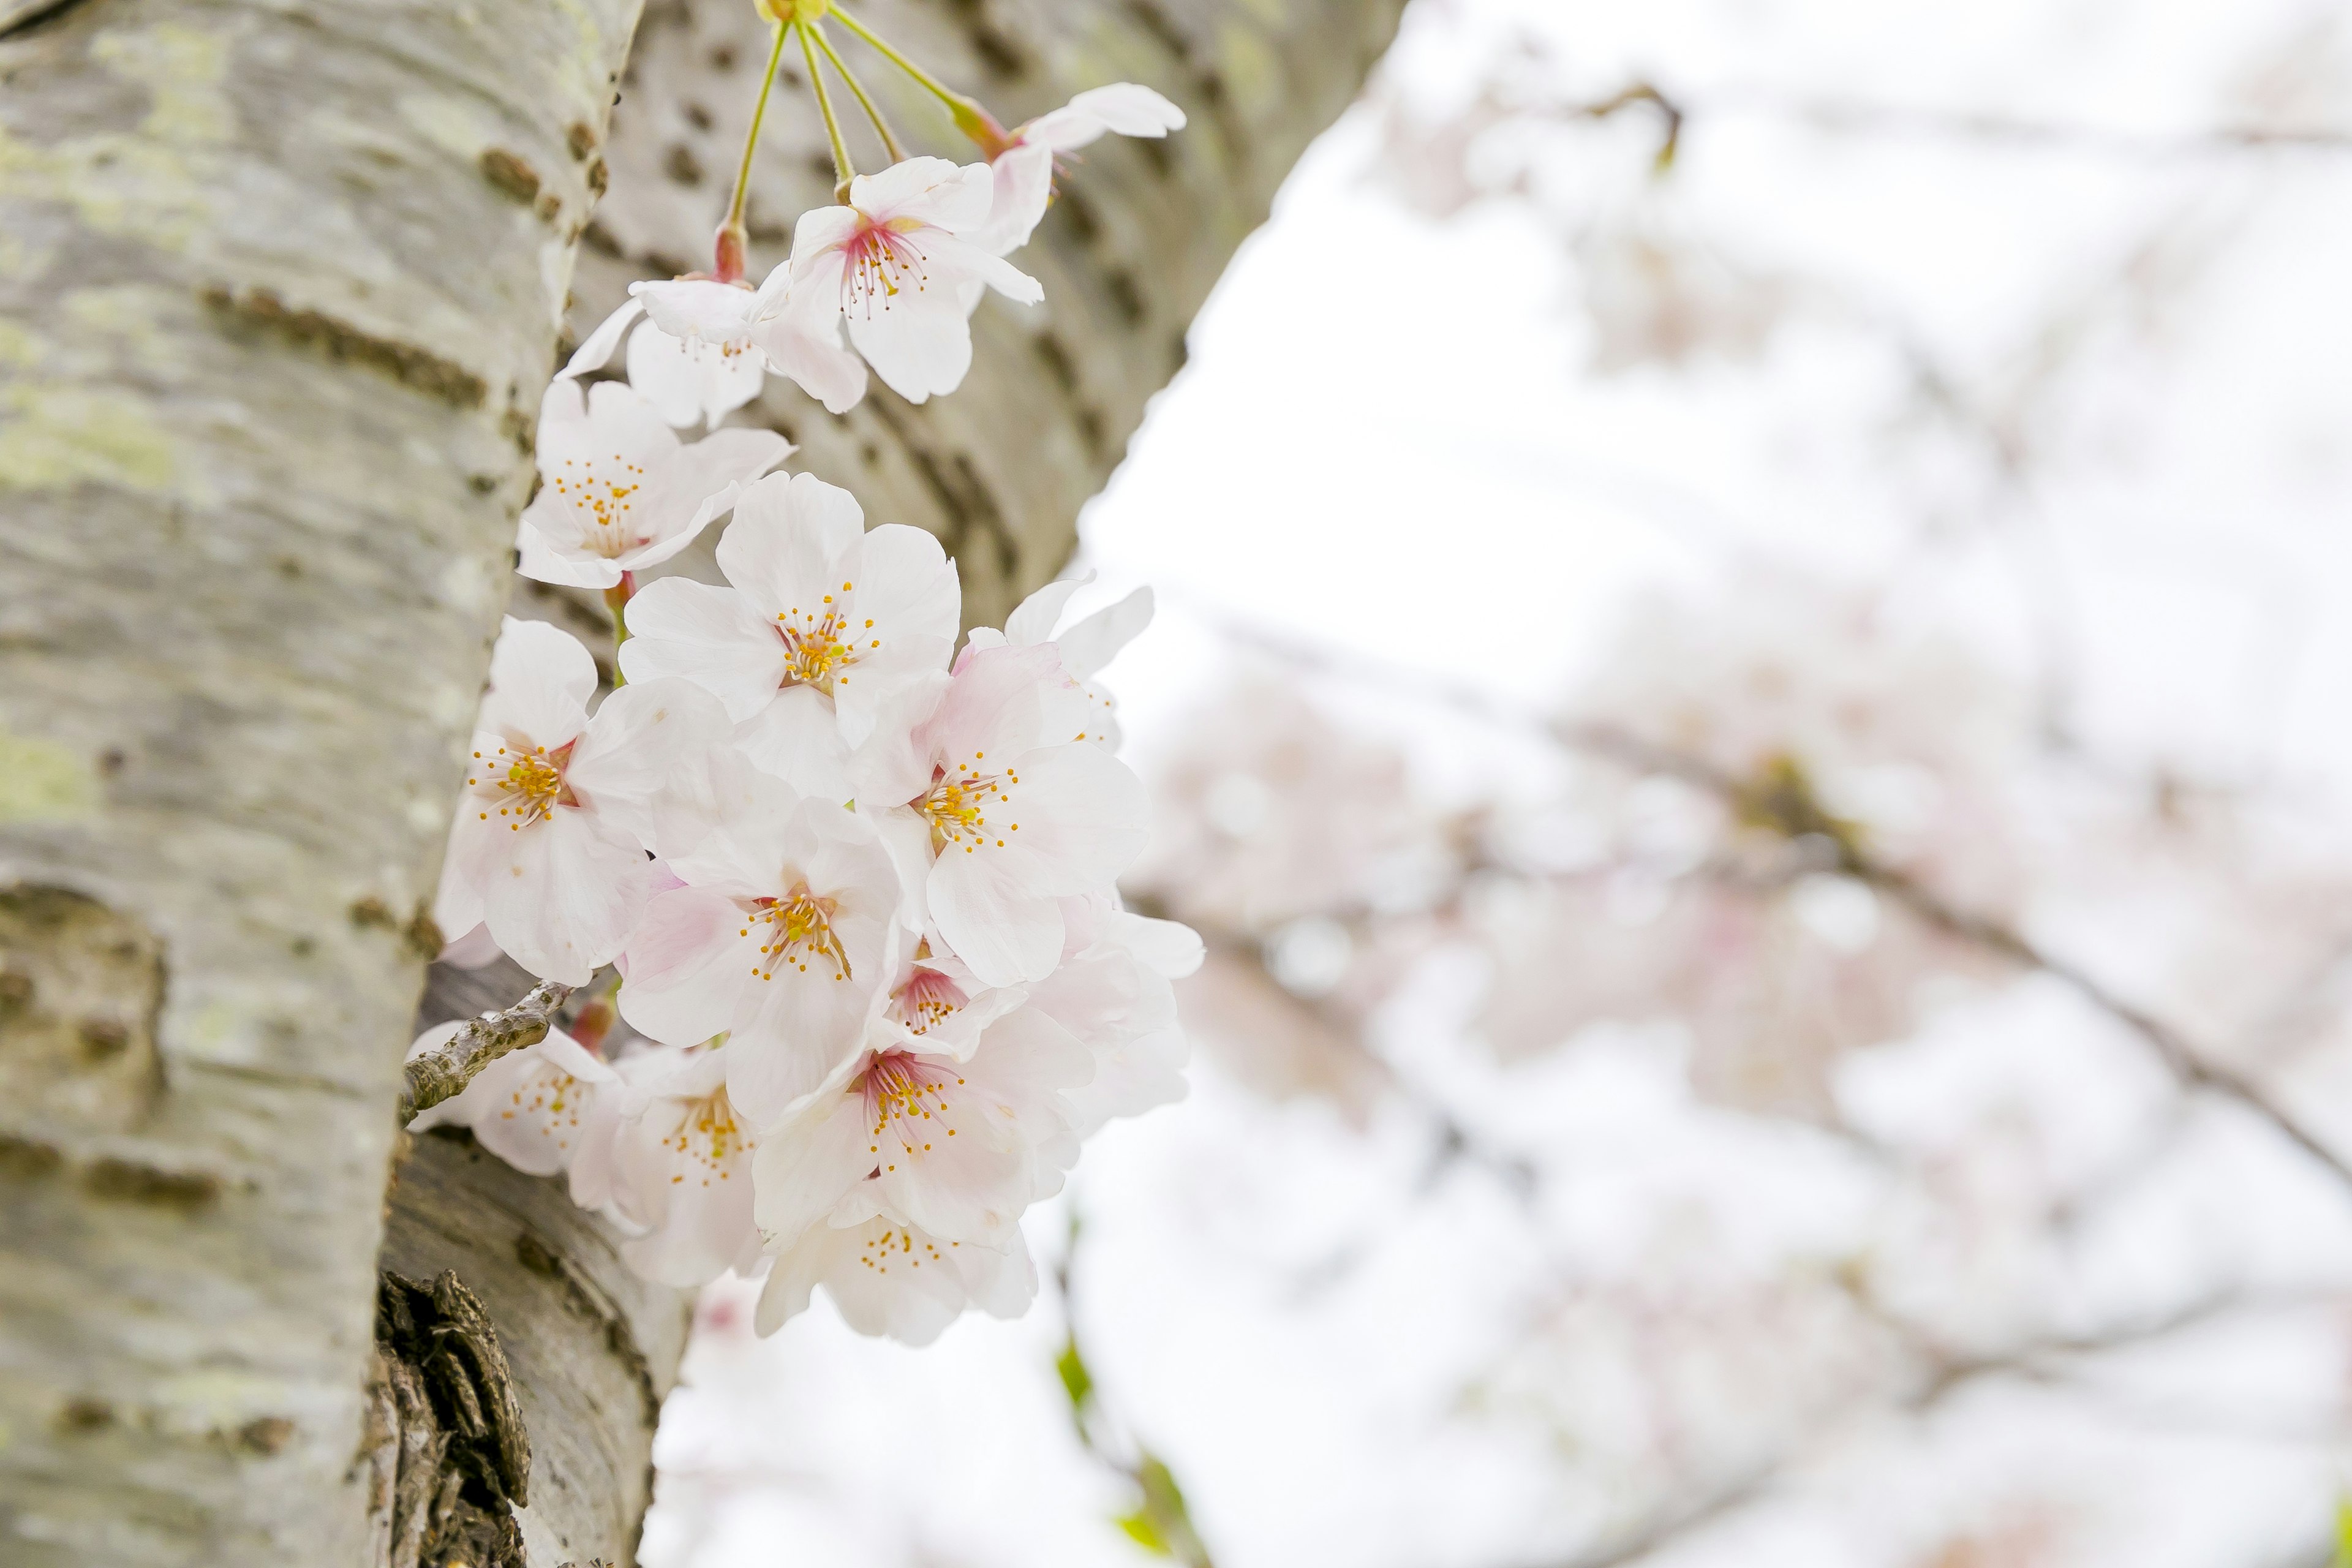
(858, 1049, 967, 1169)
(839, 217, 931, 318)
(888, 967, 968, 1036)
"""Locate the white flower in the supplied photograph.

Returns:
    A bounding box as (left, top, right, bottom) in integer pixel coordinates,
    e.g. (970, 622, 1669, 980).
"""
(968, 85, 1188, 256)
(963, 573, 1155, 748)
(627, 282, 772, 429)
(750, 972, 1084, 1250)
(755, 157, 1043, 408)
(617, 471, 960, 791)
(557, 281, 769, 430)
(617, 764, 903, 1125)
(432, 617, 729, 984)
(570, 1045, 764, 1288)
(516, 379, 791, 591)
(1024, 897, 1201, 1137)
(404, 1020, 619, 1178)
(753, 1213, 1036, 1344)
(861, 644, 1150, 987)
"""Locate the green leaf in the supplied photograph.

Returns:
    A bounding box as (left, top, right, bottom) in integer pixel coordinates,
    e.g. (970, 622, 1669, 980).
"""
(1115, 1509, 1174, 1556)
(2334, 1497, 2352, 1568)
(1056, 1335, 1093, 1412)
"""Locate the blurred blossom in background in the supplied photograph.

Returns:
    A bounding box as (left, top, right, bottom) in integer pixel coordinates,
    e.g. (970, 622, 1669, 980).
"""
(643, 0, 2352, 1564)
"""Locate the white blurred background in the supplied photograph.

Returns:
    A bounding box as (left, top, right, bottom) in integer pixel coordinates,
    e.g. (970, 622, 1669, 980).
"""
(641, 1, 2352, 1564)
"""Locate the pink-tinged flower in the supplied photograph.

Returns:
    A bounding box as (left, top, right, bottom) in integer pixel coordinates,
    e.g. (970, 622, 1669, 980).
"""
(625, 281, 771, 429)
(617, 764, 903, 1123)
(1025, 897, 1201, 1137)
(968, 85, 1188, 257)
(516, 379, 791, 590)
(432, 618, 729, 984)
(404, 1020, 619, 1177)
(861, 644, 1151, 987)
(753, 1213, 1036, 1344)
(758, 157, 1043, 408)
(562, 277, 863, 425)
(571, 1046, 764, 1288)
(617, 471, 960, 786)
(964, 573, 1155, 748)
(750, 972, 1080, 1250)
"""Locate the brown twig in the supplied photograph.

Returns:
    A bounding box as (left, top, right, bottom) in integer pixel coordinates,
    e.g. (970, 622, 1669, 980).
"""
(398, 979, 576, 1124)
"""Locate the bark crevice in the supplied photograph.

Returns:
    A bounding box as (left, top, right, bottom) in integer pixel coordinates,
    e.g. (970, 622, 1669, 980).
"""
(368, 1269, 533, 1568)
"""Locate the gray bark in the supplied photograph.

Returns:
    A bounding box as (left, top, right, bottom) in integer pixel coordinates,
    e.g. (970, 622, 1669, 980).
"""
(0, 0, 643, 1560)
(0, 0, 1402, 1562)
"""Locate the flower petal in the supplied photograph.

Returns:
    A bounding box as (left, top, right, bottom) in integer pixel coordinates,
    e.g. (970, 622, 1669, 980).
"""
(617, 578, 789, 722)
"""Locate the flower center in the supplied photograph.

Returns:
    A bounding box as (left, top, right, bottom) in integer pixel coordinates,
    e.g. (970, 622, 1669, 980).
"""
(840, 219, 930, 318)
(500, 1065, 589, 1151)
(773, 583, 877, 693)
(888, 967, 968, 1036)
(466, 740, 577, 832)
(856, 1223, 956, 1274)
(744, 884, 850, 982)
(915, 756, 1020, 856)
(548, 452, 647, 556)
(660, 1089, 749, 1186)
(859, 1049, 967, 1168)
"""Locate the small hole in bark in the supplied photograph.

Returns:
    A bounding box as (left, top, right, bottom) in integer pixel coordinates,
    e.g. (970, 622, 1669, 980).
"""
(78, 1018, 128, 1061)
(58, 1397, 114, 1433)
(236, 1415, 295, 1455)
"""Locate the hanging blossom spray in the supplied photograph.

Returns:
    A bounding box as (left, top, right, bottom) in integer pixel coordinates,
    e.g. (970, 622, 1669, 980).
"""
(404, 0, 1197, 1345)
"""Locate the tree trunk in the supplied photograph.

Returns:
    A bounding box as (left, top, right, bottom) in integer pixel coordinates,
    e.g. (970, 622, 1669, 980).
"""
(0, 0, 1400, 1563)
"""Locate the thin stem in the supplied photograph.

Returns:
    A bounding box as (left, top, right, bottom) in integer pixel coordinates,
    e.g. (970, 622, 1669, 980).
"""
(715, 19, 794, 280)
(828, 4, 1006, 151)
(809, 18, 905, 164)
(796, 18, 858, 198)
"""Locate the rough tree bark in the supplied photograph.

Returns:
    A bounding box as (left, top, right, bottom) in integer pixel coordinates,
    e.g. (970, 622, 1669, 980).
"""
(0, 0, 1401, 1562)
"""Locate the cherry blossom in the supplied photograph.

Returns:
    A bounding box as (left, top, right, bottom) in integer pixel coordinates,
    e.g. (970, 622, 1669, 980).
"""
(624, 284, 769, 430)
(515, 378, 790, 591)
(570, 1045, 764, 1288)
(617, 764, 903, 1123)
(963, 573, 1156, 747)
(968, 85, 1189, 257)
(757, 157, 1043, 408)
(860, 643, 1151, 987)
(404, 1019, 617, 1178)
(750, 992, 1088, 1251)
(753, 1213, 1037, 1344)
(431, 617, 728, 984)
(1026, 897, 1201, 1137)
(560, 277, 869, 424)
(617, 470, 959, 790)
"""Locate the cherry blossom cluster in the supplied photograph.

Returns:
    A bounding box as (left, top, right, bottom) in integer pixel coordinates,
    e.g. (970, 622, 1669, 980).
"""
(407, 24, 1198, 1345)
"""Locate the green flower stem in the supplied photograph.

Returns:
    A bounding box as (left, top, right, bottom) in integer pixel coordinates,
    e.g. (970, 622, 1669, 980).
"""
(827, 5, 1006, 152)
(716, 18, 793, 279)
(810, 19, 906, 164)
(796, 18, 858, 199)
